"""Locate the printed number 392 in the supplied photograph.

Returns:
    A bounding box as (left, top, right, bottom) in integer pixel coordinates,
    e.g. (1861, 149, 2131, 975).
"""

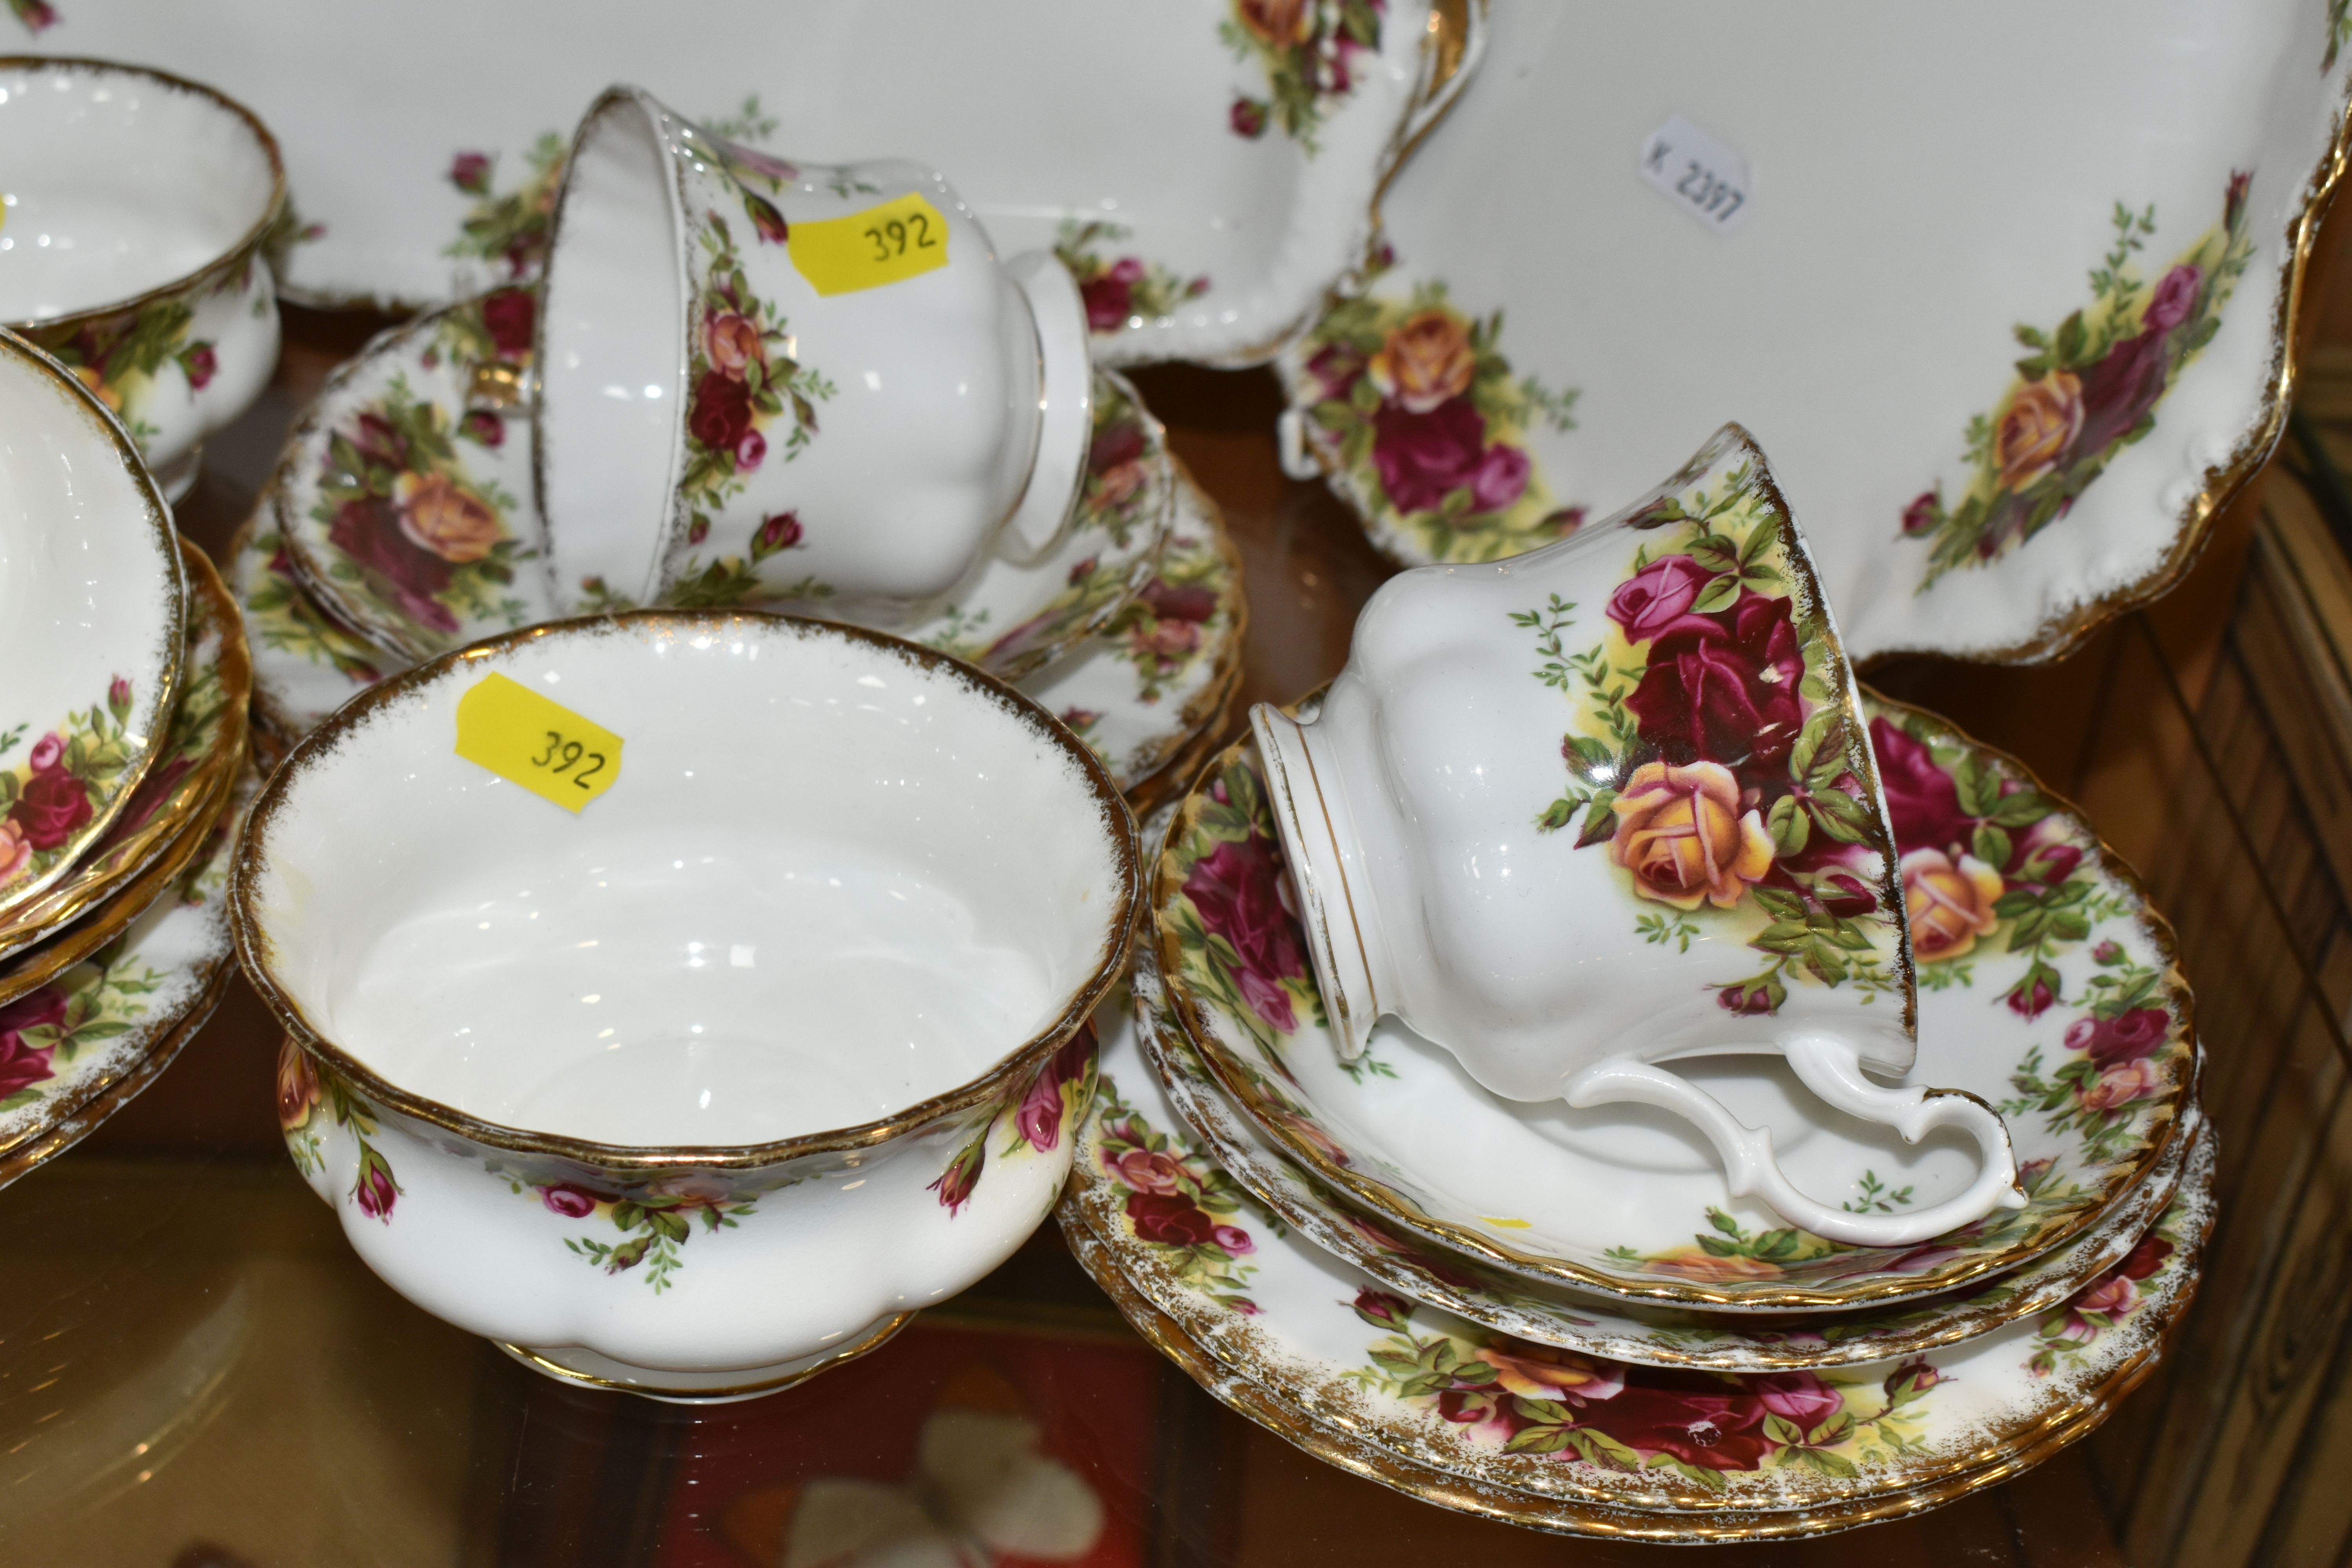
(531, 730, 607, 790)
(864, 212, 937, 262)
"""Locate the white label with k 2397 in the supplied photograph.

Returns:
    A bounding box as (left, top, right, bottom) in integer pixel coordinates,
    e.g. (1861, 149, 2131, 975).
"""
(1639, 114, 1754, 234)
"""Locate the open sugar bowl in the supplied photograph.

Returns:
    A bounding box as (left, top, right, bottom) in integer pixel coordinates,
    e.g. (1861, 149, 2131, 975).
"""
(234, 613, 1138, 1399)
(0, 57, 284, 499)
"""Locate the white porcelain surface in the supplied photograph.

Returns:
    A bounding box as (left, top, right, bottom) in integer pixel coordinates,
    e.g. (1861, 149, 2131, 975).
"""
(244, 613, 1136, 1382)
(14, 1, 1470, 367)
(536, 86, 1087, 617)
(1279, 0, 2345, 661)
(0, 58, 281, 487)
(0, 329, 184, 916)
(1248, 427, 2014, 1246)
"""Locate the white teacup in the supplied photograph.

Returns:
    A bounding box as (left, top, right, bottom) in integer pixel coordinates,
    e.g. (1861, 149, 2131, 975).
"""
(535, 85, 1091, 620)
(233, 612, 1137, 1393)
(1250, 424, 2021, 1248)
(0, 57, 284, 500)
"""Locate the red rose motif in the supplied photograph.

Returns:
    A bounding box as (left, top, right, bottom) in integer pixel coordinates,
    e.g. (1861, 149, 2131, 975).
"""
(1305, 342, 1365, 401)
(1868, 717, 1970, 855)
(1900, 490, 1940, 536)
(354, 1152, 399, 1221)
(1089, 418, 1147, 477)
(2119, 1234, 2174, 1281)
(540, 1184, 599, 1219)
(328, 497, 458, 633)
(1468, 442, 1530, 512)
(743, 192, 789, 245)
(448, 152, 493, 194)
(479, 287, 536, 360)
(1139, 579, 1219, 624)
(1607, 554, 1714, 642)
(1229, 96, 1270, 139)
(1182, 832, 1308, 1034)
(688, 370, 755, 455)
(2143, 265, 2203, 333)
(461, 409, 505, 448)
(1126, 1192, 1217, 1247)
(1624, 590, 1804, 771)
(1014, 1024, 1096, 1152)
(1573, 1371, 1797, 1472)
(0, 987, 67, 1098)
(9, 759, 92, 850)
(179, 343, 218, 391)
(1816, 871, 1879, 919)
(2063, 1007, 2169, 1068)
(2006, 973, 2057, 1020)
(1369, 396, 1497, 516)
(754, 512, 804, 555)
(1352, 1288, 1412, 1331)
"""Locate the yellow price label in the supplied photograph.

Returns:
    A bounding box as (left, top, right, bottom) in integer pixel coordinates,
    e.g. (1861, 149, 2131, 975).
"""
(454, 672, 624, 814)
(786, 191, 950, 297)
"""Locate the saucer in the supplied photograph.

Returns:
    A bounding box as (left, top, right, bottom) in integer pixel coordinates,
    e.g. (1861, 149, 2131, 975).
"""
(0, 331, 187, 924)
(241, 446, 1217, 795)
(0, 772, 248, 1188)
(1139, 937, 2200, 1370)
(1021, 463, 1246, 792)
(0, 540, 250, 960)
(1277, 1, 2349, 662)
(269, 294, 1173, 681)
(34, 2, 1479, 367)
(1151, 693, 2197, 1310)
(1063, 978, 2214, 1532)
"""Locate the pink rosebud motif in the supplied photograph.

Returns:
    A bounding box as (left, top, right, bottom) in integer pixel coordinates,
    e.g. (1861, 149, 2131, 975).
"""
(1106, 1147, 1188, 1196)
(755, 511, 803, 555)
(461, 410, 506, 448)
(1884, 1357, 1942, 1399)
(1058, 707, 1100, 730)
(743, 193, 789, 245)
(2005, 972, 2057, 1020)
(2225, 170, 2252, 231)
(736, 429, 767, 472)
(353, 1149, 400, 1222)
(1544, 506, 1587, 536)
(2077, 1056, 2165, 1113)
(1140, 579, 1219, 625)
(107, 677, 132, 716)
(1816, 871, 1880, 920)
(1229, 96, 1270, 139)
(448, 151, 494, 194)
(540, 1184, 599, 1219)
(687, 517, 710, 546)
(1606, 554, 1714, 642)
(2142, 265, 2203, 334)
(28, 734, 62, 774)
(1067, 555, 1099, 586)
(1351, 1288, 1413, 1331)
(1014, 1023, 1096, 1152)
(1211, 1223, 1254, 1255)
(2092, 939, 2124, 964)
(178, 343, 218, 392)
(1717, 980, 1778, 1016)
(1900, 490, 1941, 536)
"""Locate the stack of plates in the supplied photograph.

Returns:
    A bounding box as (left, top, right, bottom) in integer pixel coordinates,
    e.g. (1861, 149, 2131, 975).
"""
(0, 332, 254, 1188)
(234, 292, 1245, 808)
(1061, 692, 2207, 1541)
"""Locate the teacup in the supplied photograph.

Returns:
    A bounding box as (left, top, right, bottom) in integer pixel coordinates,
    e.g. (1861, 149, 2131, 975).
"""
(233, 612, 1138, 1395)
(1249, 424, 2022, 1248)
(0, 57, 284, 499)
(535, 85, 1091, 620)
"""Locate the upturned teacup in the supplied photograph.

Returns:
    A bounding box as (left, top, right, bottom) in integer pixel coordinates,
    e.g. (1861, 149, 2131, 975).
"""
(0, 57, 284, 499)
(1249, 424, 2021, 1247)
(234, 612, 1138, 1396)
(535, 85, 1091, 621)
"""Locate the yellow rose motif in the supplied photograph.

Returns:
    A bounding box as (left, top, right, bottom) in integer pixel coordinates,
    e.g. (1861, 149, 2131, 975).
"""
(396, 471, 504, 564)
(0, 819, 29, 886)
(72, 364, 123, 413)
(1644, 1246, 1785, 1284)
(1993, 370, 2083, 492)
(1900, 848, 2003, 961)
(1480, 1343, 1619, 1401)
(1236, 0, 1313, 45)
(1368, 309, 1477, 415)
(1608, 761, 1775, 911)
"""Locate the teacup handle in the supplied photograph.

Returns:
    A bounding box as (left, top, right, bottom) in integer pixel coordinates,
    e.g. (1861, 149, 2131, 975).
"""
(1562, 1030, 2025, 1249)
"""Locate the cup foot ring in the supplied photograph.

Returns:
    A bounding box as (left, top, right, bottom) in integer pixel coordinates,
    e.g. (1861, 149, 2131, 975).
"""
(496, 1310, 915, 1404)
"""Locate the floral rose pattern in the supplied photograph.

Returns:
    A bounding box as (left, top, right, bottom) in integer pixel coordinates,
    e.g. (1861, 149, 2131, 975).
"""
(1093, 1076, 1261, 1313)
(309, 374, 534, 649)
(660, 163, 838, 611)
(19, 261, 256, 456)
(928, 1024, 1101, 1219)
(1295, 269, 1583, 564)
(0, 680, 141, 892)
(1902, 176, 2256, 586)
(240, 526, 387, 691)
(278, 1043, 403, 1223)
(1054, 220, 1209, 334)
(445, 133, 565, 287)
(1524, 457, 1906, 1018)
(1345, 1291, 1939, 1489)
(7, 0, 57, 34)
(2025, 1218, 2181, 1377)
(1160, 757, 1323, 1054)
(1221, 0, 1382, 154)
(548, 1179, 757, 1293)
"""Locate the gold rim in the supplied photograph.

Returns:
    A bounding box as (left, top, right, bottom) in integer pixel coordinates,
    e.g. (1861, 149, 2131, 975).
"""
(0, 328, 188, 926)
(0, 57, 287, 332)
(0, 539, 251, 953)
(232, 610, 1142, 1170)
(1059, 1201, 2195, 1541)
(1152, 680, 2195, 1308)
(1134, 934, 2205, 1371)
(0, 953, 235, 1186)
(495, 1310, 915, 1401)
